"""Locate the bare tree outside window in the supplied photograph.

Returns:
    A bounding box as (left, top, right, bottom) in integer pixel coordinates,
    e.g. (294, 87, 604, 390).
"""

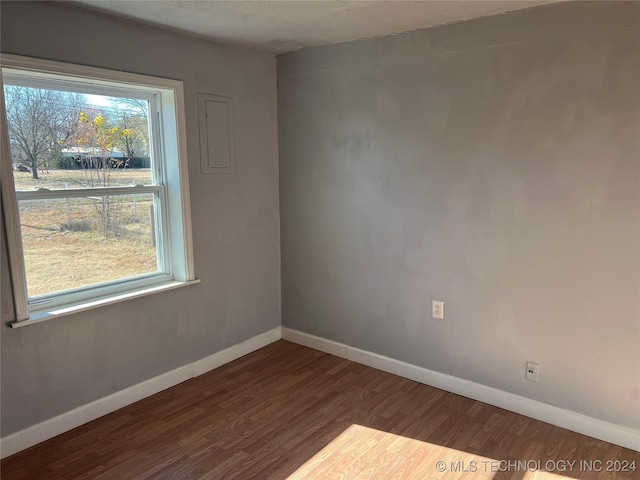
(4, 86, 85, 179)
(114, 98, 150, 159)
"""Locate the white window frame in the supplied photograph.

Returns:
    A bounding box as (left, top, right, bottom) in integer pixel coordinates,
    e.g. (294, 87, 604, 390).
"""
(1, 54, 196, 326)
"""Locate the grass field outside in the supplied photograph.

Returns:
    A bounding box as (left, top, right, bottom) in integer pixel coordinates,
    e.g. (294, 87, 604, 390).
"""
(12, 168, 159, 297)
(13, 167, 153, 190)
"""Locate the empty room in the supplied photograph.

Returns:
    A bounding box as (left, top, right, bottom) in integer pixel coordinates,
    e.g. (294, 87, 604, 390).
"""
(0, 0, 638, 478)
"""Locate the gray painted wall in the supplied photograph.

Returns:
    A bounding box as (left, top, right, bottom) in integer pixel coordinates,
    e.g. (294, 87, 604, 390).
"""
(278, 1, 640, 430)
(1, 2, 280, 436)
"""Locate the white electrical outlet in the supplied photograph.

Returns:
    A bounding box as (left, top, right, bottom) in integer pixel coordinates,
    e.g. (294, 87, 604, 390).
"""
(432, 300, 444, 320)
(526, 361, 539, 382)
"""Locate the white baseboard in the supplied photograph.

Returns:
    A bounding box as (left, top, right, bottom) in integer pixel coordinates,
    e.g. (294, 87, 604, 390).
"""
(4, 325, 637, 458)
(193, 327, 282, 376)
(0, 327, 282, 459)
(282, 327, 640, 452)
(280, 328, 347, 358)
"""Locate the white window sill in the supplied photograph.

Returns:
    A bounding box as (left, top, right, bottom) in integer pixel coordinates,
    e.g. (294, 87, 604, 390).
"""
(9, 279, 200, 328)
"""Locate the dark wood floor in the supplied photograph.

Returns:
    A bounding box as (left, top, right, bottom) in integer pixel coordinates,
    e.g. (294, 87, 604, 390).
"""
(1, 340, 638, 479)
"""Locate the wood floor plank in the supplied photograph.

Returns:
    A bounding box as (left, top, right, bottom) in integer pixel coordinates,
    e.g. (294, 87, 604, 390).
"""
(2, 340, 638, 479)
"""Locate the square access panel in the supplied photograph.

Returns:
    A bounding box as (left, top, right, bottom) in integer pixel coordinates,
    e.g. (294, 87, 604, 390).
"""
(198, 93, 235, 174)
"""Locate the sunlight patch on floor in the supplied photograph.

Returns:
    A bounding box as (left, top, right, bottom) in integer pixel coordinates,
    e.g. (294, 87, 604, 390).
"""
(523, 469, 576, 480)
(286, 424, 497, 480)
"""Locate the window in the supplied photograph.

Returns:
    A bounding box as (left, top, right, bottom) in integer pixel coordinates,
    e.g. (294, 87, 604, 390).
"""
(1, 55, 196, 325)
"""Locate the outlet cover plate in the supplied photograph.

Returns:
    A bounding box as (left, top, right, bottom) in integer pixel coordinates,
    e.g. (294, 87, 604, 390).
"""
(526, 361, 540, 382)
(432, 300, 444, 320)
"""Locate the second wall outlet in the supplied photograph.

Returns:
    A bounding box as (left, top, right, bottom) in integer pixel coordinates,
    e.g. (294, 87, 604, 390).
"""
(526, 361, 540, 382)
(432, 300, 444, 320)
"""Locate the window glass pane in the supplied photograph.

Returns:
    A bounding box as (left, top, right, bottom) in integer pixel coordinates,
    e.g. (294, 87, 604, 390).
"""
(19, 194, 159, 297)
(3, 85, 153, 189)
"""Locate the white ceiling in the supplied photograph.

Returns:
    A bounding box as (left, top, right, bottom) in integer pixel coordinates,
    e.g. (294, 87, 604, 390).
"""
(70, 0, 561, 54)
